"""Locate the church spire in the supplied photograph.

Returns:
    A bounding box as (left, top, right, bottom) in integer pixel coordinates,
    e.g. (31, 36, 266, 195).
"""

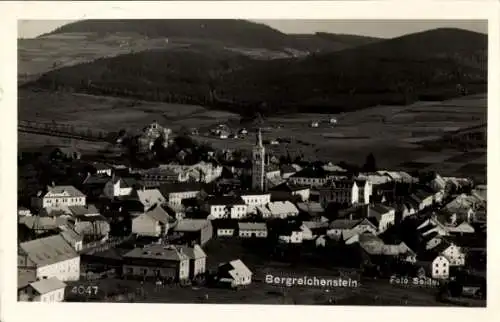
(256, 128, 263, 147)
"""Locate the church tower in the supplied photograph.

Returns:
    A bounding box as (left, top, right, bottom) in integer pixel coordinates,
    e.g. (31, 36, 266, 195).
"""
(252, 128, 266, 192)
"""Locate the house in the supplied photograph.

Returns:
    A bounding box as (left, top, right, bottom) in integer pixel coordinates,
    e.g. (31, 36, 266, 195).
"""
(355, 179, 373, 205)
(411, 189, 434, 211)
(133, 188, 166, 211)
(277, 221, 304, 244)
(31, 184, 86, 209)
(135, 167, 189, 187)
(18, 207, 32, 217)
(59, 226, 83, 252)
(81, 174, 110, 198)
(266, 201, 299, 219)
(327, 218, 378, 242)
(177, 244, 207, 279)
(359, 236, 417, 263)
(132, 205, 175, 237)
(238, 222, 268, 238)
(212, 219, 238, 237)
(172, 219, 213, 245)
(417, 217, 450, 238)
(280, 164, 297, 179)
(19, 235, 80, 281)
(73, 215, 111, 242)
(19, 277, 67, 302)
(103, 176, 137, 198)
(367, 204, 396, 233)
(217, 259, 252, 288)
(431, 255, 451, 279)
(302, 220, 329, 236)
(19, 216, 70, 237)
(159, 183, 203, 206)
(289, 166, 328, 187)
(318, 180, 359, 207)
(203, 196, 247, 219)
(90, 162, 113, 177)
(122, 244, 190, 281)
(68, 204, 100, 217)
(434, 240, 466, 266)
(238, 191, 271, 208)
(296, 202, 324, 218)
(269, 182, 310, 202)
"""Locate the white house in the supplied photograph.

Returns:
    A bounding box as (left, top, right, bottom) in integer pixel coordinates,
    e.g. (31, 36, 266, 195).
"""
(213, 219, 238, 237)
(59, 227, 83, 252)
(355, 179, 373, 205)
(289, 167, 328, 187)
(266, 201, 299, 219)
(318, 180, 359, 207)
(178, 244, 207, 279)
(19, 235, 80, 282)
(31, 185, 86, 209)
(134, 188, 166, 210)
(278, 222, 304, 244)
(20, 277, 66, 302)
(132, 205, 174, 237)
(436, 241, 466, 267)
(159, 183, 203, 206)
(238, 222, 268, 238)
(217, 259, 253, 288)
(239, 191, 271, 208)
(122, 244, 190, 281)
(367, 204, 396, 233)
(431, 255, 450, 279)
(103, 176, 136, 198)
(203, 196, 248, 219)
(91, 162, 113, 177)
(327, 218, 378, 242)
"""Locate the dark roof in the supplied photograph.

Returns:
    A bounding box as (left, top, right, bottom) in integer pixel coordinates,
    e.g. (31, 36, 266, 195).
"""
(113, 176, 139, 188)
(280, 164, 297, 174)
(83, 174, 110, 185)
(205, 196, 246, 206)
(276, 221, 303, 235)
(68, 205, 99, 216)
(159, 182, 204, 194)
(290, 166, 327, 179)
(414, 189, 434, 200)
(91, 162, 112, 170)
(269, 182, 309, 192)
(211, 219, 239, 230)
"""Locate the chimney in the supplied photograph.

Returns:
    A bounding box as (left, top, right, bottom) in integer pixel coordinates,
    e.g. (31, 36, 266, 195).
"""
(51, 181, 55, 187)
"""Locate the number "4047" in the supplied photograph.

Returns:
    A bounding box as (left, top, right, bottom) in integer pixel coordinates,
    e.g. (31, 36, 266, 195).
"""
(71, 286, 99, 295)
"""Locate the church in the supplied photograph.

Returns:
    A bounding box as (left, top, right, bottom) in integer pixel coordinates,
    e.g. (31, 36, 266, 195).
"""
(252, 128, 266, 192)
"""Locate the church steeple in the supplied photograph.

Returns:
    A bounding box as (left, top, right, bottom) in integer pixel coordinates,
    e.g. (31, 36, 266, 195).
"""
(252, 128, 266, 192)
(256, 128, 263, 147)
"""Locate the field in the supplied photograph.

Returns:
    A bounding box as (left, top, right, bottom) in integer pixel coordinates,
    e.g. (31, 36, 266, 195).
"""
(18, 88, 487, 180)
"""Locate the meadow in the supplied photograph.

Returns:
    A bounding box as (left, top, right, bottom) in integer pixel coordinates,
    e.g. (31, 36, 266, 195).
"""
(18, 87, 487, 181)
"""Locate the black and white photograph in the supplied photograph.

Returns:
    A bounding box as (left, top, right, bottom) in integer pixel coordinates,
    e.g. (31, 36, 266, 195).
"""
(2, 1, 498, 319)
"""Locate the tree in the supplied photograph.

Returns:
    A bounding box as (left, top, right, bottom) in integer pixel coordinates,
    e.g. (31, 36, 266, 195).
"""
(363, 153, 377, 172)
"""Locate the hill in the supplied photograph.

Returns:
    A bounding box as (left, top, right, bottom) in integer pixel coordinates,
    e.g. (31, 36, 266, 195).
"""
(41, 19, 382, 52)
(25, 27, 487, 116)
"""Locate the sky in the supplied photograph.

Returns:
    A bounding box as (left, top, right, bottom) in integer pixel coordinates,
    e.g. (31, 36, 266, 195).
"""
(18, 19, 488, 39)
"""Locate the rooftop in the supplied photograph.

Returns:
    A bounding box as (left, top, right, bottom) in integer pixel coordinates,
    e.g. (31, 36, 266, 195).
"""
(205, 196, 246, 206)
(173, 219, 211, 232)
(238, 222, 267, 231)
(43, 185, 85, 198)
(29, 277, 66, 294)
(20, 235, 78, 267)
(123, 244, 189, 262)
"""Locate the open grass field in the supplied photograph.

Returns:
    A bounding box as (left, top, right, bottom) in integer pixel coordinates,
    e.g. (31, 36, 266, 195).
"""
(18, 88, 487, 180)
(18, 33, 192, 81)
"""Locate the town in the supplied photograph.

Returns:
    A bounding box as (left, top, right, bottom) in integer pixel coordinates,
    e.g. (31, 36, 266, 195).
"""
(17, 120, 486, 305)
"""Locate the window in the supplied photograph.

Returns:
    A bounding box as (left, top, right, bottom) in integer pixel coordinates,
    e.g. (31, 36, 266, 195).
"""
(142, 268, 148, 275)
(435, 269, 438, 274)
